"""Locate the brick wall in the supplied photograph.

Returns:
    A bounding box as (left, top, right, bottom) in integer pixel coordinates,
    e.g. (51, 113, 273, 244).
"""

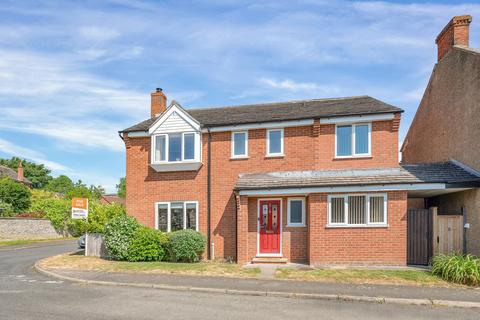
(125, 116, 401, 261)
(308, 191, 407, 266)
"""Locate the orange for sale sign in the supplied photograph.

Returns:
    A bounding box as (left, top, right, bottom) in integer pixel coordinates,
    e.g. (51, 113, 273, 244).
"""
(71, 198, 88, 219)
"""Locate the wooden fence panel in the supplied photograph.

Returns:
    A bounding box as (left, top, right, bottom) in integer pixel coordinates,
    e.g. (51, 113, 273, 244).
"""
(435, 215, 463, 255)
(407, 209, 432, 265)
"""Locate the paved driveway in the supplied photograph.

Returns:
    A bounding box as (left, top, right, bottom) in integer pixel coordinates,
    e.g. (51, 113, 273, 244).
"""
(0, 240, 478, 320)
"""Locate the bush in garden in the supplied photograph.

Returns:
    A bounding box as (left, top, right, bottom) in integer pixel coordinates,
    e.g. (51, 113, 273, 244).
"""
(127, 228, 168, 262)
(28, 197, 72, 234)
(0, 200, 14, 217)
(168, 229, 206, 263)
(104, 214, 140, 260)
(86, 203, 126, 233)
(431, 253, 480, 286)
(0, 177, 31, 212)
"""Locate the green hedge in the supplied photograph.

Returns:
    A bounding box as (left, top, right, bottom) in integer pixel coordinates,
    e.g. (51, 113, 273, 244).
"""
(431, 253, 480, 286)
(127, 228, 168, 262)
(168, 229, 206, 263)
(104, 215, 140, 260)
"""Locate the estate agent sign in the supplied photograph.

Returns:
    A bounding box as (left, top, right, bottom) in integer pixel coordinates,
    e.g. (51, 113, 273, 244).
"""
(71, 198, 88, 219)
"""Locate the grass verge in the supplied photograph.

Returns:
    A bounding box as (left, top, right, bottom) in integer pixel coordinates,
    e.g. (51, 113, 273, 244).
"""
(0, 237, 75, 247)
(276, 268, 451, 286)
(40, 252, 261, 278)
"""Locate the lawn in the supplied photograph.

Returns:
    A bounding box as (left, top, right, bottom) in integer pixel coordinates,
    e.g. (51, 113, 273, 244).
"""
(0, 238, 74, 247)
(275, 268, 451, 286)
(39, 252, 261, 278)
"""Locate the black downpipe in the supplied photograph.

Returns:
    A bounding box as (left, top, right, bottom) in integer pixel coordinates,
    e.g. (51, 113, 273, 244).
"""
(207, 129, 212, 260)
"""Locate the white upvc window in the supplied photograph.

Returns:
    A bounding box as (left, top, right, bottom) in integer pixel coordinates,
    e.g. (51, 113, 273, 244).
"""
(327, 194, 387, 227)
(335, 123, 371, 158)
(152, 132, 200, 163)
(155, 201, 199, 232)
(266, 128, 284, 156)
(287, 198, 306, 227)
(231, 131, 248, 158)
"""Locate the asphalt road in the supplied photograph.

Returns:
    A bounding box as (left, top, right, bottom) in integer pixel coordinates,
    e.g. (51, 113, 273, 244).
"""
(0, 240, 478, 320)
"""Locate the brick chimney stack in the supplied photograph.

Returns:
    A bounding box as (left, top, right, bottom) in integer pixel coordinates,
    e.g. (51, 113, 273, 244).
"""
(151, 88, 167, 118)
(17, 162, 24, 182)
(436, 15, 472, 61)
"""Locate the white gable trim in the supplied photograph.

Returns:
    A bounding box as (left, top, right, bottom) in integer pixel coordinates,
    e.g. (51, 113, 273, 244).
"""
(320, 113, 395, 125)
(149, 103, 201, 134)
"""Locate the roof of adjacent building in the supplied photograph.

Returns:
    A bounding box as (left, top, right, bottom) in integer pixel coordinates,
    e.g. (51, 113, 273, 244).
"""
(235, 161, 480, 190)
(0, 165, 32, 185)
(100, 194, 126, 206)
(121, 95, 403, 133)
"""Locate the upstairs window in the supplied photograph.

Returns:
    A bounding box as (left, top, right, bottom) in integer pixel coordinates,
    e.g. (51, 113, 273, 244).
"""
(153, 132, 199, 163)
(267, 128, 284, 156)
(328, 194, 387, 227)
(231, 131, 248, 158)
(336, 123, 371, 157)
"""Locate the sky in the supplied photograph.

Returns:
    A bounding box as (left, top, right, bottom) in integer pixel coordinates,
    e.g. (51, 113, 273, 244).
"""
(0, 0, 479, 192)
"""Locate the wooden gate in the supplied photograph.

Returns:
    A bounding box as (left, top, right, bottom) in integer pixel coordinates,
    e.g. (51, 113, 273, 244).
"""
(407, 209, 433, 265)
(434, 214, 463, 255)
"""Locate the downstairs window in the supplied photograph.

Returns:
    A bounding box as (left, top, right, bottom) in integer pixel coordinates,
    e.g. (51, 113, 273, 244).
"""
(156, 201, 198, 232)
(328, 194, 387, 226)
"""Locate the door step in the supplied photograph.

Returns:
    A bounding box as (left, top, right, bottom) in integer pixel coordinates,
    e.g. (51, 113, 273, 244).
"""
(251, 257, 288, 264)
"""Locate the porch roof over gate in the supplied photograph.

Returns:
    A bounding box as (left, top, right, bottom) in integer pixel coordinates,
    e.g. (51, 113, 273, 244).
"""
(235, 161, 480, 192)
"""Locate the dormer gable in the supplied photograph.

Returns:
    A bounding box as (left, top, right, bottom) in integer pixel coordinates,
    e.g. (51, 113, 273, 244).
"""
(149, 101, 201, 134)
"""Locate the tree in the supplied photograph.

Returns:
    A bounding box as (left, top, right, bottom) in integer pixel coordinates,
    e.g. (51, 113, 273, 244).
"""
(117, 177, 126, 198)
(0, 177, 31, 212)
(0, 157, 52, 188)
(44, 175, 74, 194)
(89, 185, 105, 199)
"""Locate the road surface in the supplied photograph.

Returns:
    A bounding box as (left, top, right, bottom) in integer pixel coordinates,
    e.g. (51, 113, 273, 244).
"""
(0, 240, 477, 319)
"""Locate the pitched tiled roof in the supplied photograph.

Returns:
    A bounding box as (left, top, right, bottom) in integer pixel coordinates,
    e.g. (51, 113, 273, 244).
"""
(0, 165, 32, 185)
(235, 161, 480, 190)
(121, 96, 403, 133)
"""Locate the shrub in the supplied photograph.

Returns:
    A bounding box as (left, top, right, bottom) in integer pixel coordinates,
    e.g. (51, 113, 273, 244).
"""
(127, 228, 168, 262)
(104, 214, 140, 260)
(0, 177, 31, 212)
(0, 200, 14, 217)
(431, 253, 480, 286)
(168, 229, 206, 263)
(86, 202, 126, 233)
(28, 197, 72, 234)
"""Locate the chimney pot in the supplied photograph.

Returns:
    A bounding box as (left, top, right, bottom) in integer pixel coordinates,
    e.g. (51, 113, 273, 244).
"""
(151, 88, 167, 118)
(17, 162, 24, 182)
(436, 15, 472, 61)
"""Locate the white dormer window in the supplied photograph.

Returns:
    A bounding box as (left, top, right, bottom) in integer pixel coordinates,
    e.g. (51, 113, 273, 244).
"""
(149, 102, 202, 172)
(153, 132, 199, 163)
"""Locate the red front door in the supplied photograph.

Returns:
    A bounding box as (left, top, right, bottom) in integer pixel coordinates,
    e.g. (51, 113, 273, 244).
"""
(259, 200, 281, 254)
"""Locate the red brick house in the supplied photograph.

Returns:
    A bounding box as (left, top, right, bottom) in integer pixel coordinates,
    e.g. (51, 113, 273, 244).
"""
(120, 17, 480, 265)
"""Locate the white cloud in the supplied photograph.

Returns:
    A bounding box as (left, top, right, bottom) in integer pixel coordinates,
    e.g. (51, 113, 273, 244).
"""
(258, 78, 341, 94)
(0, 138, 71, 172)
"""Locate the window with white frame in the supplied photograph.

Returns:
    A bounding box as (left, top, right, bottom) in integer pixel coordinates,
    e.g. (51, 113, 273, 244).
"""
(287, 198, 305, 227)
(153, 132, 199, 163)
(267, 128, 284, 156)
(328, 194, 387, 226)
(156, 201, 198, 232)
(336, 123, 371, 157)
(231, 131, 248, 158)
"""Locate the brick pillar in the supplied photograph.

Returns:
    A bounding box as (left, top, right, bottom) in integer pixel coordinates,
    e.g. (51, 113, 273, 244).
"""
(236, 194, 249, 264)
(308, 193, 326, 266)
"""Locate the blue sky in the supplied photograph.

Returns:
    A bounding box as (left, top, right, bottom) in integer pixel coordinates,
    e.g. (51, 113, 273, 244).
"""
(0, 0, 479, 192)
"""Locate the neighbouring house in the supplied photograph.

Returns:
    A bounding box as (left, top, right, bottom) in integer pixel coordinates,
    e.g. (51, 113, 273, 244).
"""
(100, 194, 126, 206)
(402, 15, 480, 257)
(120, 19, 480, 266)
(0, 163, 32, 188)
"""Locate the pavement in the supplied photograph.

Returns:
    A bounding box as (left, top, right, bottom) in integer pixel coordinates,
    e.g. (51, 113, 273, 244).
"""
(2, 240, 480, 319)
